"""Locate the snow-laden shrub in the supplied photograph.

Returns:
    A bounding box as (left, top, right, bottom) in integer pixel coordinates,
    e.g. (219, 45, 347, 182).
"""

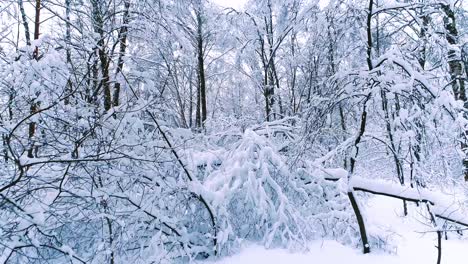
(185, 126, 380, 256)
(294, 168, 359, 244)
(190, 129, 311, 255)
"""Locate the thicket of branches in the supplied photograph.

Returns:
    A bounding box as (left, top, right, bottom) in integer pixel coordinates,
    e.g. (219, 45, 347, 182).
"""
(0, 0, 467, 263)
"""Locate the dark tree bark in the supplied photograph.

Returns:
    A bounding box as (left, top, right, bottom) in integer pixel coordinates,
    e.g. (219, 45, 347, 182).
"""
(441, 4, 466, 102)
(380, 89, 407, 215)
(91, 0, 112, 111)
(248, 0, 285, 122)
(463, 46, 468, 81)
(113, 0, 130, 107)
(196, 78, 201, 128)
(33, 0, 40, 59)
(326, 13, 348, 168)
(64, 0, 72, 105)
(265, 1, 278, 121)
(289, 32, 297, 114)
(440, 4, 468, 181)
(417, 13, 430, 69)
(437, 230, 442, 264)
(348, 191, 370, 254)
(196, 5, 207, 128)
(18, 0, 31, 46)
(409, 7, 430, 187)
(27, 0, 41, 158)
(348, 0, 374, 254)
(189, 71, 194, 128)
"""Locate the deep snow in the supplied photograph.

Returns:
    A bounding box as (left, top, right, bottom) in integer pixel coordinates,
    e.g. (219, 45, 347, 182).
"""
(211, 195, 468, 264)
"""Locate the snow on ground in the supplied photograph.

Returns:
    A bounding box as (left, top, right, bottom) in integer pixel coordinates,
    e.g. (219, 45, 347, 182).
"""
(210, 195, 468, 264)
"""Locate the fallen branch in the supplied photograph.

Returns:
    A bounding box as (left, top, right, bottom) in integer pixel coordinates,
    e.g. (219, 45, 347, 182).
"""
(320, 169, 468, 254)
(348, 176, 468, 228)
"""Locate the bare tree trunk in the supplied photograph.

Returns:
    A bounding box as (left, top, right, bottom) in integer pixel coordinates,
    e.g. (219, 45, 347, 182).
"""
(196, 79, 201, 128)
(261, 44, 271, 121)
(380, 89, 407, 215)
(196, 8, 207, 128)
(289, 33, 297, 114)
(441, 4, 466, 102)
(64, 0, 72, 105)
(418, 11, 430, 69)
(348, 191, 370, 254)
(272, 61, 282, 117)
(91, 0, 112, 111)
(266, 1, 278, 120)
(437, 229, 442, 264)
(409, 6, 430, 188)
(326, 13, 348, 168)
(91, 61, 99, 103)
(189, 71, 193, 128)
(349, 0, 374, 254)
(113, 0, 130, 107)
(463, 46, 468, 81)
(18, 0, 31, 46)
(100, 47, 112, 111)
(441, 4, 468, 181)
(33, 0, 40, 59)
(28, 0, 41, 158)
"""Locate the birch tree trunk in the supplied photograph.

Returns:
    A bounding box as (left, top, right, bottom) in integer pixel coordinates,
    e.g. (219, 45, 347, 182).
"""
(441, 4, 468, 181)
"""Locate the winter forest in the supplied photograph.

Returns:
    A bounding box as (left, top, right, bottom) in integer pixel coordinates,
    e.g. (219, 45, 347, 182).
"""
(0, 0, 468, 263)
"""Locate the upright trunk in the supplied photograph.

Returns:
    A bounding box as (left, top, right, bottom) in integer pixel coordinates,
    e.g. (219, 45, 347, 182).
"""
(441, 4, 468, 181)
(196, 9, 207, 128)
(28, 0, 41, 158)
(11, 0, 30, 160)
(375, 0, 380, 56)
(91, 0, 112, 111)
(189, 71, 193, 128)
(441, 4, 465, 102)
(113, 0, 130, 107)
(289, 33, 297, 114)
(91, 61, 99, 103)
(266, 2, 277, 120)
(327, 14, 348, 168)
(380, 89, 407, 214)
(18, 0, 31, 46)
(196, 79, 201, 128)
(349, 0, 374, 254)
(411, 7, 429, 187)
(262, 44, 272, 121)
(463, 47, 468, 81)
(99, 45, 112, 111)
(463, 47, 468, 79)
(33, 0, 40, 59)
(268, 68, 276, 119)
(263, 66, 275, 121)
(418, 12, 430, 69)
(64, 0, 72, 104)
(259, 0, 278, 122)
(375, 1, 407, 213)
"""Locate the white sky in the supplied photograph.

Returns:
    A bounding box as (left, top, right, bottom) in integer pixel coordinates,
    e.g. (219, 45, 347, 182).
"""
(211, 0, 330, 10)
(212, 0, 246, 10)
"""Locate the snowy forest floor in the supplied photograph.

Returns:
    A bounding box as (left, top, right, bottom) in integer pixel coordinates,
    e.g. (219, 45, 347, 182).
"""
(209, 195, 468, 264)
